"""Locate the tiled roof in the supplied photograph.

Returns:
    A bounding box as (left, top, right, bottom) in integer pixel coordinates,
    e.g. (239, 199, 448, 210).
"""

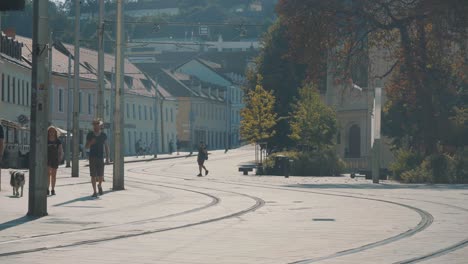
(16, 35, 97, 81)
(13, 35, 167, 98)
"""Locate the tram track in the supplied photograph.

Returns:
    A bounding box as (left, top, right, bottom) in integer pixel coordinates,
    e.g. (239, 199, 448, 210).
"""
(0, 158, 265, 258)
(145, 160, 468, 264)
(130, 163, 437, 264)
(2, 151, 466, 263)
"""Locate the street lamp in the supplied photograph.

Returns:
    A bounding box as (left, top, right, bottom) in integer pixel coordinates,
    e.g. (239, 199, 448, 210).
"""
(371, 86, 382, 184)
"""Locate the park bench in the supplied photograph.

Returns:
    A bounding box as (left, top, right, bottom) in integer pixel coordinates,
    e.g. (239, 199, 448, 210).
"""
(238, 162, 257, 175)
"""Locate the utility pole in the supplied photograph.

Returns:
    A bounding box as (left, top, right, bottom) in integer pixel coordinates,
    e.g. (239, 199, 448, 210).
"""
(113, 0, 124, 190)
(28, 0, 49, 217)
(160, 98, 165, 153)
(109, 67, 115, 162)
(72, 0, 80, 177)
(65, 54, 72, 167)
(372, 87, 382, 184)
(48, 32, 53, 123)
(96, 0, 105, 120)
(224, 87, 230, 151)
(153, 78, 158, 158)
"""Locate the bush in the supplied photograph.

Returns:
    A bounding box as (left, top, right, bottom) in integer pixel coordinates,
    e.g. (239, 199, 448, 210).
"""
(389, 149, 423, 180)
(452, 148, 468, 183)
(391, 147, 468, 184)
(265, 149, 344, 176)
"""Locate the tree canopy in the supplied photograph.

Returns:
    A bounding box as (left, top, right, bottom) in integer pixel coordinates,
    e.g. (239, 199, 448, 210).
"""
(289, 85, 338, 150)
(240, 76, 278, 144)
(276, 0, 468, 154)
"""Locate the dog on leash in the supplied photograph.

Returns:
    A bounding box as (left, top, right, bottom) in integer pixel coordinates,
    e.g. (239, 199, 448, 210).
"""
(10, 170, 26, 197)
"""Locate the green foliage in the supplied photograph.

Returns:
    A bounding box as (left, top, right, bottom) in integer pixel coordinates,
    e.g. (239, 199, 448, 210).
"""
(265, 149, 345, 176)
(389, 149, 424, 181)
(240, 76, 277, 144)
(289, 85, 338, 151)
(247, 20, 307, 149)
(398, 148, 468, 184)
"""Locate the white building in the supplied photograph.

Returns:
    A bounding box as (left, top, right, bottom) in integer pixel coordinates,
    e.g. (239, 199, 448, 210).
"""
(1, 33, 178, 164)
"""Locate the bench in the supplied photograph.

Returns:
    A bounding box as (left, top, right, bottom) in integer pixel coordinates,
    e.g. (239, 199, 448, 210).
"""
(238, 163, 257, 175)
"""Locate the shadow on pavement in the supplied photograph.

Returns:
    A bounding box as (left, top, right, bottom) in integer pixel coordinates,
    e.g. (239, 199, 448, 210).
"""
(53, 195, 98, 207)
(284, 183, 468, 190)
(0, 215, 40, 232)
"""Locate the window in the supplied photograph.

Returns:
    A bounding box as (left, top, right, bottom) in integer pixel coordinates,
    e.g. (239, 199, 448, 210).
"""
(1, 74, 4, 101)
(106, 100, 109, 116)
(17, 78, 20, 104)
(88, 93, 92, 114)
(165, 108, 168, 122)
(138, 105, 142, 120)
(132, 104, 136, 119)
(126, 103, 130, 119)
(12, 77, 16, 103)
(17, 79, 21, 105)
(59, 89, 64, 112)
(79, 92, 82, 113)
(170, 108, 173, 122)
(144, 106, 147, 120)
(7, 75, 10, 102)
(149, 107, 153, 120)
(21, 80, 25, 105)
(26, 82, 29, 106)
(128, 131, 132, 153)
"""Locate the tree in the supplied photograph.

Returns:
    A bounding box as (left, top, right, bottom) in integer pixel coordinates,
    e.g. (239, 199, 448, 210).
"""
(276, 0, 468, 154)
(246, 19, 306, 149)
(240, 76, 277, 144)
(289, 84, 338, 150)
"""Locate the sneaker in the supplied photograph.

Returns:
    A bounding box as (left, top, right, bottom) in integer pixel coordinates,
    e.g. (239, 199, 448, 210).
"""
(98, 185, 103, 195)
(197, 173, 202, 177)
(205, 170, 209, 176)
(92, 193, 98, 198)
(51, 190, 56, 195)
(47, 190, 50, 196)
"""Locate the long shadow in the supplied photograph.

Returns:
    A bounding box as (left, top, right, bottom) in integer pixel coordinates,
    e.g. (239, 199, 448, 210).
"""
(53, 189, 114, 207)
(284, 183, 468, 190)
(53, 195, 98, 207)
(0, 215, 40, 232)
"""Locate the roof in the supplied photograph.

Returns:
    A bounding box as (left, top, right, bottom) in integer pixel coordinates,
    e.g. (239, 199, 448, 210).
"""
(16, 35, 97, 81)
(13, 35, 167, 98)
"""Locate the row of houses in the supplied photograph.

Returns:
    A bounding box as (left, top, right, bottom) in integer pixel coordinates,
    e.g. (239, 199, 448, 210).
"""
(0, 31, 245, 163)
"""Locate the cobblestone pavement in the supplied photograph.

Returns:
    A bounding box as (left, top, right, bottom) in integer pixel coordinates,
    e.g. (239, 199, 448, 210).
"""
(1, 146, 467, 263)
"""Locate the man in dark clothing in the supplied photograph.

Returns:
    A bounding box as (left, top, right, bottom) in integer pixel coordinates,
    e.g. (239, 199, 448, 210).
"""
(197, 141, 209, 177)
(86, 119, 109, 197)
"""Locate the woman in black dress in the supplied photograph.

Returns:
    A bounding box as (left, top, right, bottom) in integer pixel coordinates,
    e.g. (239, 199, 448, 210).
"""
(47, 126, 63, 195)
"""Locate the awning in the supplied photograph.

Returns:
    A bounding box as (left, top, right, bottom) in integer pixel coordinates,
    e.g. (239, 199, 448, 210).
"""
(0, 119, 26, 129)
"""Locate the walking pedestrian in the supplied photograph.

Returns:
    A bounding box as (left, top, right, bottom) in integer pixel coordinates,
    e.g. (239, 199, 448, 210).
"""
(135, 139, 141, 157)
(176, 138, 180, 155)
(169, 139, 174, 155)
(47, 126, 63, 196)
(197, 141, 209, 177)
(85, 119, 110, 197)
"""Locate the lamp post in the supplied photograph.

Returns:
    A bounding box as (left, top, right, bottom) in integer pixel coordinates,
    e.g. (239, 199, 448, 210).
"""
(372, 87, 382, 184)
(113, 0, 124, 190)
(71, 0, 80, 177)
(28, 0, 49, 217)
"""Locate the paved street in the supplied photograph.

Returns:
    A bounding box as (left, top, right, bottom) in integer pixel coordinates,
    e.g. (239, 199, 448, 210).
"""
(1, 146, 467, 264)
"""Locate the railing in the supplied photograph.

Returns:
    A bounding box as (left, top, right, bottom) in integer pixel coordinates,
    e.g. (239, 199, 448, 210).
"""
(343, 157, 369, 171)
